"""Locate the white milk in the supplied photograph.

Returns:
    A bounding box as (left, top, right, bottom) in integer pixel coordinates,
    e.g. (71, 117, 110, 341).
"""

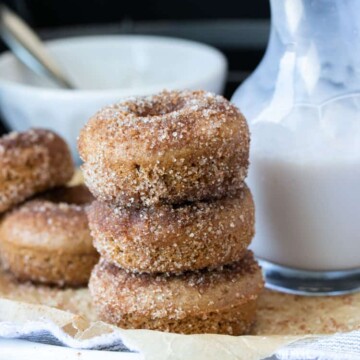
(246, 97, 360, 271)
(249, 155, 360, 271)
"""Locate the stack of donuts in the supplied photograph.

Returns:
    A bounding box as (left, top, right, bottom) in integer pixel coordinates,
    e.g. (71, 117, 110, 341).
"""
(0, 129, 98, 286)
(79, 90, 264, 335)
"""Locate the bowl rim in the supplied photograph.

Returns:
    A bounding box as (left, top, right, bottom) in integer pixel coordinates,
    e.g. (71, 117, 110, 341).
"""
(0, 34, 227, 97)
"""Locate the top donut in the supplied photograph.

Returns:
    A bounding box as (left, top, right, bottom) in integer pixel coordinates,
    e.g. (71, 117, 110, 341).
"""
(78, 90, 250, 207)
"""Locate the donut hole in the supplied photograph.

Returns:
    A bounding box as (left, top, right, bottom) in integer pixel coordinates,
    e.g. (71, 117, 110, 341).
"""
(129, 97, 186, 117)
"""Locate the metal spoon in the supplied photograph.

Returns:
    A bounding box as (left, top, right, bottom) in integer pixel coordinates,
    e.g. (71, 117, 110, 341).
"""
(0, 4, 75, 89)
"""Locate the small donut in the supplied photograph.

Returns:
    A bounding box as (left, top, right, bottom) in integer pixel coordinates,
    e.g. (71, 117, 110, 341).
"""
(78, 90, 249, 207)
(89, 251, 264, 335)
(0, 185, 98, 286)
(87, 185, 255, 273)
(0, 129, 74, 213)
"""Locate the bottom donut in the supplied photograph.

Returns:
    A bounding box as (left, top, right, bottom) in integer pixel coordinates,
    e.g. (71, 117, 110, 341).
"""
(89, 251, 264, 335)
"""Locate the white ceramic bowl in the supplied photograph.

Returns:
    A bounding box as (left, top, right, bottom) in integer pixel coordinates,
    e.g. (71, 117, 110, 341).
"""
(0, 35, 227, 161)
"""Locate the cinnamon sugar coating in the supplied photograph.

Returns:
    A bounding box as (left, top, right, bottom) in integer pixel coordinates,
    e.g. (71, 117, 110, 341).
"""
(0, 185, 98, 286)
(78, 90, 250, 207)
(89, 251, 264, 334)
(88, 185, 254, 273)
(0, 129, 74, 213)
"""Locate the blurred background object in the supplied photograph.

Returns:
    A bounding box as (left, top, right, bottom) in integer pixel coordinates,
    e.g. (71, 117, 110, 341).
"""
(0, 0, 270, 135)
(0, 4, 76, 89)
(0, 34, 227, 160)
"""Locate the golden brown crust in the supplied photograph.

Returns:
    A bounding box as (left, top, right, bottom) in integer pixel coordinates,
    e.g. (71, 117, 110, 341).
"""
(0, 129, 74, 213)
(78, 90, 250, 207)
(0, 185, 98, 286)
(88, 185, 255, 273)
(89, 251, 264, 334)
(0, 242, 99, 287)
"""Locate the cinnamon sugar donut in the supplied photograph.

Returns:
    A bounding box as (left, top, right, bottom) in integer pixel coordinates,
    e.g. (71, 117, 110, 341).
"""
(0, 185, 98, 287)
(88, 185, 255, 273)
(78, 90, 250, 207)
(0, 129, 74, 213)
(89, 251, 264, 335)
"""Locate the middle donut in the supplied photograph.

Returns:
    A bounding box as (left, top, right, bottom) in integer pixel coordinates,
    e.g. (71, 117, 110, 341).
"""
(87, 185, 254, 274)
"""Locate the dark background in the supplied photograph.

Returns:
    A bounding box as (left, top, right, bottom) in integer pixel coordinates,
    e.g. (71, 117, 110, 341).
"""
(0, 0, 270, 133)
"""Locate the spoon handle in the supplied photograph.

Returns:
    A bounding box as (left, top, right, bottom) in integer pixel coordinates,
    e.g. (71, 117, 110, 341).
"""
(0, 4, 75, 89)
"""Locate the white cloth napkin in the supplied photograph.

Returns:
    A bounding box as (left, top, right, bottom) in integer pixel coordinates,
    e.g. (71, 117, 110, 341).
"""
(275, 330, 360, 360)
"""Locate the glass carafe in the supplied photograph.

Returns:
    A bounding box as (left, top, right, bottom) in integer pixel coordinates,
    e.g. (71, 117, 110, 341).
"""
(232, 0, 360, 295)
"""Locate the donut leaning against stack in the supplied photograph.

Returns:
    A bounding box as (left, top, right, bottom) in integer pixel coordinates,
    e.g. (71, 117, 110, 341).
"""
(79, 90, 264, 335)
(0, 129, 98, 286)
(0, 129, 74, 213)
